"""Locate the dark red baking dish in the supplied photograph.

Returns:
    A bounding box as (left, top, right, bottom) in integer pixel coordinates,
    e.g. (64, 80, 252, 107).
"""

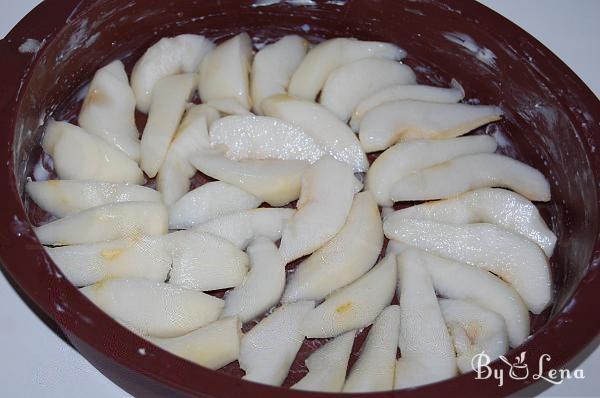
(1, 0, 599, 397)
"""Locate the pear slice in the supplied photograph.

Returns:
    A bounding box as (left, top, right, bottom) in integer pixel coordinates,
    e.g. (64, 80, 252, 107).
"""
(81, 278, 224, 338)
(42, 120, 143, 184)
(169, 181, 261, 230)
(343, 305, 400, 393)
(291, 331, 355, 392)
(79, 60, 140, 160)
(140, 73, 196, 178)
(148, 317, 241, 370)
(166, 230, 249, 291)
(184, 103, 221, 126)
(198, 33, 253, 113)
(288, 37, 405, 101)
(26, 180, 161, 218)
(209, 114, 324, 163)
(190, 149, 308, 206)
(390, 188, 556, 255)
(282, 191, 383, 302)
(359, 100, 502, 152)
(384, 219, 551, 313)
(390, 153, 551, 202)
(45, 235, 170, 287)
(193, 208, 294, 249)
(439, 298, 509, 374)
(262, 95, 368, 172)
(320, 58, 416, 121)
(395, 254, 457, 389)
(156, 105, 211, 205)
(366, 136, 498, 206)
(278, 156, 355, 263)
(302, 255, 396, 338)
(251, 35, 308, 114)
(222, 237, 285, 322)
(239, 301, 315, 386)
(350, 82, 465, 131)
(397, 248, 529, 347)
(35, 201, 168, 245)
(131, 34, 214, 112)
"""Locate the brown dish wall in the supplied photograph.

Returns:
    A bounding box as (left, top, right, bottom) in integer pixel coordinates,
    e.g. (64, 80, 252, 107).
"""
(1, 0, 599, 397)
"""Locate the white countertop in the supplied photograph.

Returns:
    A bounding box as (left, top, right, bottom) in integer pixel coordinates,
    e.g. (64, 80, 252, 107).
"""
(1, 1, 598, 397)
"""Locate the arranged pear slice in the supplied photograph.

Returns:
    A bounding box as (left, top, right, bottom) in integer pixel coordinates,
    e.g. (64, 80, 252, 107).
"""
(169, 181, 261, 230)
(166, 230, 249, 291)
(291, 331, 355, 392)
(395, 254, 457, 389)
(359, 100, 502, 152)
(302, 255, 396, 338)
(140, 73, 196, 178)
(390, 153, 551, 202)
(209, 114, 324, 163)
(385, 219, 551, 314)
(26, 180, 161, 218)
(366, 136, 498, 206)
(222, 237, 286, 322)
(278, 156, 355, 263)
(343, 305, 400, 393)
(35, 201, 168, 245)
(262, 95, 368, 171)
(46, 236, 170, 287)
(131, 34, 214, 112)
(148, 317, 241, 370)
(42, 121, 143, 184)
(251, 35, 308, 114)
(320, 58, 416, 121)
(239, 301, 315, 386)
(282, 191, 383, 302)
(193, 208, 294, 249)
(390, 188, 556, 255)
(350, 82, 465, 130)
(288, 37, 405, 101)
(156, 105, 211, 205)
(79, 60, 140, 160)
(81, 278, 224, 338)
(397, 248, 529, 347)
(439, 298, 509, 374)
(190, 149, 309, 206)
(198, 33, 253, 113)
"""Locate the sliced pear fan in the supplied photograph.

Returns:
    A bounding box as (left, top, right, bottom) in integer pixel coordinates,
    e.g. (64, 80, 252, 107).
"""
(390, 153, 551, 202)
(79, 60, 140, 160)
(190, 149, 309, 206)
(282, 191, 383, 302)
(359, 100, 502, 152)
(251, 35, 308, 114)
(391, 188, 556, 255)
(169, 181, 261, 230)
(148, 317, 241, 370)
(278, 156, 355, 263)
(35, 201, 168, 245)
(198, 33, 253, 114)
(288, 37, 406, 101)
(81, 278, 224, 338)
(26, 180, 161, 218)
(239, 301, 315, 386)
(302, 254, 396, 338)
(291, 331, 356, 392)
(439, 298, 509, 374)
(320, 58, 416, 121)
(42, 121, 143, 184)
(131, 34, 214, 112)
(366, 136, 498, 206)
(343, 305, 400, 393)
